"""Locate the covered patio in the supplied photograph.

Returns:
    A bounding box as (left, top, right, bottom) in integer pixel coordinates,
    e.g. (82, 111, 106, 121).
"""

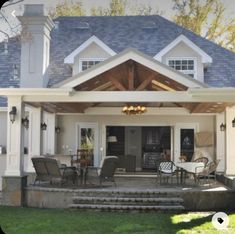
(1, 49, 235, 209)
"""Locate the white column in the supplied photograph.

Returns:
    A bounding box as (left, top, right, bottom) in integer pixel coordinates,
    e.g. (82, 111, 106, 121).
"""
(216, 113, 225, 173)
(5, 96, 24, 176)
(26, 107, 41, 173)
(42, 112, 56, 155)
(225, 107, 235, 175)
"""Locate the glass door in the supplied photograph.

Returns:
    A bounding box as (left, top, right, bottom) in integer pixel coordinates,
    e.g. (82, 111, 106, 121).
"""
(174, 123, 198, 162)
(77, 123, 99, 167)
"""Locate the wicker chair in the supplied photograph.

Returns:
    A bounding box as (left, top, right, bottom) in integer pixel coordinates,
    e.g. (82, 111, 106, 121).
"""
(194, 159, 220, 184)
(193, 157, 209, 167)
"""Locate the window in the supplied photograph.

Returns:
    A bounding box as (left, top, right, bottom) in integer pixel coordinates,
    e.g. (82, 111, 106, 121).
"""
(80, 59, 104, 72)
(167, 58, 196, 78)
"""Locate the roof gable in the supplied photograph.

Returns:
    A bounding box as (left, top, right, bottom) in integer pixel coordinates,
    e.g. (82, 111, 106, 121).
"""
(154, 35, 212, 65)
(64, 35, 117, 64)
(56, 48, 207, 89)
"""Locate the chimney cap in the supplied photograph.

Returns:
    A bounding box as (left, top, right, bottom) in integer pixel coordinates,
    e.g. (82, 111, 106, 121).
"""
(24, 4, 45, 16)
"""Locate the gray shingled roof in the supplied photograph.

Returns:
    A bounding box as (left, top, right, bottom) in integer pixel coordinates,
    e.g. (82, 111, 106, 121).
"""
(1, 15, 235, 99)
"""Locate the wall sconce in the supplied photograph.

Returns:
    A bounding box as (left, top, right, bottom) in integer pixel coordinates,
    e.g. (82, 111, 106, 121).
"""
(41, 122, 47, 131)
(55, 126, 60, 134)
(220, 123, 226, 131)
(22, 117, 29, 129)
(9, 106, 17, 123)
(232, 118, 235, 128)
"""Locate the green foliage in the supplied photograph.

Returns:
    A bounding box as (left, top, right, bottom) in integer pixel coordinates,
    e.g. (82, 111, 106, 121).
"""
(49, 0, 85, 18)
(172, 0, 235, 51)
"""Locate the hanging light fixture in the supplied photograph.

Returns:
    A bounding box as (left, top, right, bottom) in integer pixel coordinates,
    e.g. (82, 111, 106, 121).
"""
(122, 105, 147, 115)
(41, 122, 47, 131)
(9, 106, 17, 123)
(55, 126, 61, 134)
(22, 117, 29, 129)
(220, 123, 226, 131)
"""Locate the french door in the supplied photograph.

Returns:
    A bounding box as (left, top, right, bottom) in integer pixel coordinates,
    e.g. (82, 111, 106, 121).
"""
(76, 123, 99, 167)
(174, 123, 199, 162)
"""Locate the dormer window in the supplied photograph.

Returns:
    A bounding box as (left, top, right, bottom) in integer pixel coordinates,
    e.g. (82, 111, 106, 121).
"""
(167, 57, 196, 78)
(80, 58, 105, 72)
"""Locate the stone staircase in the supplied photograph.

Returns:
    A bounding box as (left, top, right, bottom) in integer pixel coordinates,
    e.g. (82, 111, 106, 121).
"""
(69, 190, 185, 212)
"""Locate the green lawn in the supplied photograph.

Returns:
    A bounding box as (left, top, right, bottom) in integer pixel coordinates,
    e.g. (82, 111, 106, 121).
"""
(0, 206, 235, 234)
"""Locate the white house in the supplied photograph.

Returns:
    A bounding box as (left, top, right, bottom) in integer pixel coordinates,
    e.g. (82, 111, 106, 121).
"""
(1, 4, 235, 205)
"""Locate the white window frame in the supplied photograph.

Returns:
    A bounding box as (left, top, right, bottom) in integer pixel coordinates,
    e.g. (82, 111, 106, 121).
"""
(166, 57, 197, 79)
(79, 58, 106, 72)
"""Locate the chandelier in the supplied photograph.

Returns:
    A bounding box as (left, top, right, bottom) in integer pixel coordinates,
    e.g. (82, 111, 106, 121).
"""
(122, 105, 147, 115)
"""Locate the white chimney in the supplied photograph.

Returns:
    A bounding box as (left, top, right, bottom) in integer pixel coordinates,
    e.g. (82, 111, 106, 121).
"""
(17, 4, 54, 87)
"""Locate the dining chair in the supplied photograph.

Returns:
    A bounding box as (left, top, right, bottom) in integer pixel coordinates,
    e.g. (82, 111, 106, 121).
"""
(194, 159, 220, 185)
(157, 161, 178, 185)
(193, 157, 208, 167)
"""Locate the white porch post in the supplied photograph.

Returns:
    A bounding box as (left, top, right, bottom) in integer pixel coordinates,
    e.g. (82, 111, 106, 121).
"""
(26, 107, 41, 173)
(42, 112, 56, 155)
(5, 96, 24, 176)
(216, 113, 225, 173)
(225, 107, 235, 175)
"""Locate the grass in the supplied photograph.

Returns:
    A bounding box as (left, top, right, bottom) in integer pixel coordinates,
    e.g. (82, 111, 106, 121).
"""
(0, 206, 235, 234)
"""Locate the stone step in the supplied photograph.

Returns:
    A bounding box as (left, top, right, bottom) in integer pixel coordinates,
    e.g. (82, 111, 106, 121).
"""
(69, 204, 185, 211)
(73, 196, 183, 205)
(73, 190, 181, 198)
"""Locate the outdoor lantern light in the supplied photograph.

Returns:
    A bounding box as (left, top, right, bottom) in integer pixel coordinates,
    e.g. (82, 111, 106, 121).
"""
(41, 122, 47, 131)
(55, 126, 61, 134)
(220, 123, 226, 131)
(232, 118, 235, 128)
(9, 106, 17, 123)
(22, 117, 29, 129)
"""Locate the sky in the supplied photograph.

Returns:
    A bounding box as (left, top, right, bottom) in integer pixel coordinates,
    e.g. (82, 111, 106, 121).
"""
(1, 0, 235, 41)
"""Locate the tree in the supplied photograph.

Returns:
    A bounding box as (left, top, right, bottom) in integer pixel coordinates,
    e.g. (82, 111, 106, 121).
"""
(49, 0, 85, 18)
(91, 0, 127, 16)
(172, 0, 235, 51)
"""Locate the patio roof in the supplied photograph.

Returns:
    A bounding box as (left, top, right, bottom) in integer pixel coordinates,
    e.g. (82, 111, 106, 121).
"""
(0, 49, 234, 114)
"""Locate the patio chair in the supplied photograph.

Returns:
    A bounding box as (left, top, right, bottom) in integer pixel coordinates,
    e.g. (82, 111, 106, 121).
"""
(97, 156, 119, 186)
(157, 161, 178, 185)
(32, 157, 78, 185)
(193, 157, 208, 167)
(194, 159, 220, 184)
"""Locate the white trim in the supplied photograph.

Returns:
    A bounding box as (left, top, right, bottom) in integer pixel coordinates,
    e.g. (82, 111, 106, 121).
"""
(64, 35, 116, 64)
(154, 35, 212, 65)
(79, 58, 106, 72)
(59, 48, 207, 89)
(0, 107, 7, 112)
(166, 57, 197, 80)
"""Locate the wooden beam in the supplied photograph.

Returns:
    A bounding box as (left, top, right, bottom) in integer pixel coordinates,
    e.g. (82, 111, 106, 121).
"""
(136, 74, 155, 91)
(109, 76, 126, 91)
(92, 81, 113, 91)
(152, 80, 175, 91)
(128, 61, 134, 90)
